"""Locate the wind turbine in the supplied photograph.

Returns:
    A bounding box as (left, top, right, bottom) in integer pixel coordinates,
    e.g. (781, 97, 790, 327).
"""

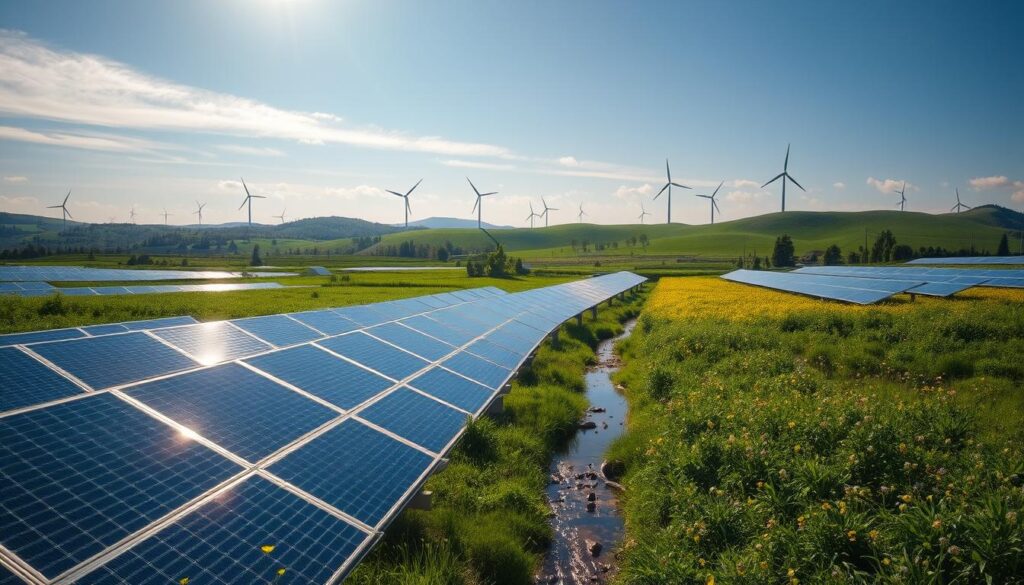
(386, 179, 422, 228)
(895, 181, 907, 212)
(654, 159, 690, 223)
(161, 208, 172, 225)
(525, 202, 540, 228)
(194, 201, 206, 225)
(577, 203, 587, 224)
(467, 177, 497, 228)
(274, 207, 287, 224)
(761, 144, 805, 212)
(540, 197, 559, 227)
(47, 190, 72, 232)
(239, 178, 265, 227)
(951, 188, 971, 214)
(128, 207, 137, 224)
(638, 202, 651, 224)
(695, 181, 724, 224)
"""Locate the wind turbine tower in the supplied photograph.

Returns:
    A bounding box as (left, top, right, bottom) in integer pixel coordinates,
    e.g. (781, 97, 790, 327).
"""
(540, 197, 559, 227)
(525, 203, 540, 228)
(695, 181, 723, 224)
(386, 179, 422, 228)
(577, 203, 586, 223)
(47, 190, 73, 233)
(654, 159, 690, 223)
(162, 208, 172, 225)
(951, 188, 971, 214)
(274, 208, 287, 224)
(239, 178, 265, 227)
(638, 202, 651, 225)
(194, 201, 206, 226)
(467, 177, 497, 228)
(761, 144, 805, 212)
(895, 181, 908, 212)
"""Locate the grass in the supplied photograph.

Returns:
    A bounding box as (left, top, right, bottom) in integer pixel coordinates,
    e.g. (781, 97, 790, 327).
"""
(346, 290, 647, 585)
(0, 272, 575, 333)
(609, 277, 1024, 584)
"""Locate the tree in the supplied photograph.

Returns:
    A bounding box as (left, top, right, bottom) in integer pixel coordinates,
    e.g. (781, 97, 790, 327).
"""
(772, 235, 796, 267)
(870, 230, 896, 263)
(822, 244, 843, 265)
(485, 244, 510, 277)
(437, 247, 450, 262)
(250, 244, 263, 266)
(997, 233, 1010, 256)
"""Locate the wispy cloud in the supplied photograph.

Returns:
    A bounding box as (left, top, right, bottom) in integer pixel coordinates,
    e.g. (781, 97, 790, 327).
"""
(613, 184, 653, 200)
(866, 177, 913, 194)
(440, 159, 517, 171)
(0, 30, 510, 158)
(216, 144, 286, 157)
(558, 156, 579, 167)
(0, 125, 165, 153)
(969, 175, 1009, 190)
(3, 175, 27, 182)
(1013, 181, 1024, 203)
(833, 182, 846, 190)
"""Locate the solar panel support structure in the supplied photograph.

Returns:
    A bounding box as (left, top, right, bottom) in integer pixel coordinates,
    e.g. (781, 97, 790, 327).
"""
(485, 395, 505, 416)
(590, 306, 598, 319)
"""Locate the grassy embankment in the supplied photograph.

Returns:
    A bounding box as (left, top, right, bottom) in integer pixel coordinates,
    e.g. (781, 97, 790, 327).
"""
(0, 272, 575, 333)
(347, 290, 647, 584)
(610, 277, 1024, 584)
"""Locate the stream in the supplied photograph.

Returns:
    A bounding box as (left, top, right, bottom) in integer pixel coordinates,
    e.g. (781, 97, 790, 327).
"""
(536, 319, 636, 585)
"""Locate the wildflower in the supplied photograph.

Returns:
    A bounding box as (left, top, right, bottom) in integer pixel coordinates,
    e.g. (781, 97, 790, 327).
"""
(759, 561, 769, 570)
(787, 568, 796, 577)
(869, 530, 879, 541)
(882, 558, 891, 566)
(179, 579, 190, 585)
(706, 575, 715, 585)
(821, 502, 832, 511)
(788, 421, 796, 429)
(900, 494, 913, 503)
(261, 544, 276, 554)
(947, 545, 961, 556)
(932, 518, 942, 529)
(699, 558, 707, 567)
(793, 444, 802, 454)
(847, 530, 857, 542)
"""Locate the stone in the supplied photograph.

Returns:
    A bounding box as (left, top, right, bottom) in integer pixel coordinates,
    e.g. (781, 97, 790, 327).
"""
(579, 420, 598, 430)
(588, 540, 603, 556)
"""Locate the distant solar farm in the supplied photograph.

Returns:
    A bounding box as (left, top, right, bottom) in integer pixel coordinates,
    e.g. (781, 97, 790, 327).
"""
(0, 272, 646, 583)
(721, 257, 1024, 304)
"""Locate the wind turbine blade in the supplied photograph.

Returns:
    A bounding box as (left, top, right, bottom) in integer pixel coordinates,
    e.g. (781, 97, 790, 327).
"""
(406, 178, 423, 196)
(481, 192, 497, 197)
(712, 181, 723, 197)
(950, 204, 958, 212)
(64, 209, 73, 219)
(238, 199, 247, 210)
(713, 199, 721, 214)
(671, 182, 691, 189)
(386, 190, 404, 197)
(241, 177, 251, 198)
(963, 203, 972, 209)
(665, 159, 671, 182)
(654, 183, 669, 200)
(405, 198, 411, 213)
(761, 173, 784, 188)
(784, 144, 790, 171)
(47, 205, 61, 208)
(541, 197, 548, 210)
(63, 190, 71, 205)
(787, 174, 806, 192)
(472, 198, 479, 214)
(466, 177, 481, 197)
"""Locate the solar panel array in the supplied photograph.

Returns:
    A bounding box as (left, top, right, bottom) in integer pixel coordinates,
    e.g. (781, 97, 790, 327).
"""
(0, 266, 293, 282)
(796, 266, 1024, 292)
(721, 269, 923, 304)
(1, 282, 292, 298)
(0, 272, 646, 584)
(906, 256, 1024, 266)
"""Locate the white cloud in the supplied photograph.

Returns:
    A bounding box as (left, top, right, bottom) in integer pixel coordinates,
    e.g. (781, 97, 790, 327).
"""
(558, 156, 579, 167)
(0, 31, 510, 158)
(724, 189, 768, 204)
(0, 125, 165, 153)
(440, 159, 517, 171)
(732, 179, 761, 189)
(216, 144, 286, 157)
(3, 175, 27, 182)
(969, 175, 1009, 190)
(866, 177, 912, 194)
(1013, 181, 1024, 203)
(613, 184, 653, 200)
(833, 182, 846, 190)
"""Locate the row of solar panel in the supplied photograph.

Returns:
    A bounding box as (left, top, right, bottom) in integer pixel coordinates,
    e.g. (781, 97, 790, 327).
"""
(907, 255, 1024, 265)
(0, 266, 292, 282)
(0, 273, 647, 584)
(795, 266, 1024, 292)
(721, 269, 923, 304)
(0, 282, 294, 298)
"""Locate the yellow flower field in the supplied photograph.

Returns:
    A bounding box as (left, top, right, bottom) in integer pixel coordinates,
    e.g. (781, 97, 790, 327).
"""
(646, 275, 1024, 321)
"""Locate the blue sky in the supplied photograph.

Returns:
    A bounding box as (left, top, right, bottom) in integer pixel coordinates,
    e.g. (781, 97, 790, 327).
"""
(1, 0, 1022, 226)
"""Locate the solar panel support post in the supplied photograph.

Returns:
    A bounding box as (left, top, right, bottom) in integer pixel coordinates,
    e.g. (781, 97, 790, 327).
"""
(408, 490, 434, 511)
(576, 313, 583, 326)
(486, 395, 505, 416)
(910, 293, 916, 302)
(590, 306, 598, 319)
(548, 330, 560, 349)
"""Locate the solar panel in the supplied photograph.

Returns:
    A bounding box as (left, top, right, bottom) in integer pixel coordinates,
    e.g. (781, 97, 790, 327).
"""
(126, 363, 338, 462)
(0, 393, 240, 578)
(244, 345, 394, 410)
(0, 347, 85, 412)
(80, 323, 130, 336)
(29, 332, 198, 389)
(74, 475, 369, 585)
(441, 352, 513, 389)
(465, 338, 525, 370)
(153, 322, 273, 365)
(0, 265, 293, 281)
(365, 322, 456, 361)
(0, 327, 86, 347)
(358, 387, 468, 452)
(317, 332, 430, 381)
(230, 314, 322, 347)
(333, 305, 389, 327)
(407, 367, 496, 414)
(268, 419, 434, 527)
(907, 256, 1024, 265)
(0, 274, 648, 582)
(721, 269, 922, 304)
(795, 266, 1024, 291)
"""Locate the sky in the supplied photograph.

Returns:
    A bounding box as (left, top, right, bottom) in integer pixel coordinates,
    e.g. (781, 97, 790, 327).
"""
(1, 0, 1022, 227)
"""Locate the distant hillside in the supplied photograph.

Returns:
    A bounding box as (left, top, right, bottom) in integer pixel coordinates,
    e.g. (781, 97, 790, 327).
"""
(363, 205, 1024, 259)
(406, 217, 513, 229)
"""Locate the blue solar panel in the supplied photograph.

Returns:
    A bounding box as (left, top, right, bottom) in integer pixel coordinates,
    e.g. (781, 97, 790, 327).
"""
(127, 363, 337, 462)
(122, 316, 200, 331)
(428, 309, 491, 336)
(0, 327, 86, 347)
(0, 347, 84, 412)
(907, 256, 1024, 265)
(333, 305, 389, 327)
(399, 315, 477, 346)
(30, 332, 198, 389)
(230, 315, 322, 347)
(58, 287, 99, 296)
(244, 345, 394, 410)
(153, 322, 273, 365)
(269, 420, 433, 526)
(359, 387, 468, 452)
(366, 322, 456, 361)
(721, 270, 920, 304)
(407, 367, 495, 413)
(0, 393, 240, 578)
(287, 309, 360, 335)
(465, 339, 524, 370)
(81, 323, 130, 336)
(317, 332, 429, 381)
(0, 266, 292, 282)
(441, 352, 513, 390)
(76, 475, 369, 585)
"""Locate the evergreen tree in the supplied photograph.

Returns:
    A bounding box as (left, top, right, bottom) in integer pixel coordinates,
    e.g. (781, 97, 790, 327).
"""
(250, 244, 263, 266)
(997, 233, 1010, 256)
(822, 244, 843, 265)
(771, 235, 796, 267)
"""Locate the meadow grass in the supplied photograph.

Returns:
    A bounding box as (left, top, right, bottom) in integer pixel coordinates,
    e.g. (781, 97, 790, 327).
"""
(346, 291, 647, 585)
(610, 277, 1024, 584)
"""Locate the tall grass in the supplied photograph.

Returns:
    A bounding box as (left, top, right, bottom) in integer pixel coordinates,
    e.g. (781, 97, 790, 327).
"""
(348, 290, 646, 584)
(611, 279, 1024, 584)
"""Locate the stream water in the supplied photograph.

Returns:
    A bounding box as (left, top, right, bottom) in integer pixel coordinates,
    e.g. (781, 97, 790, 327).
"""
(536, 319, 636, 585)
